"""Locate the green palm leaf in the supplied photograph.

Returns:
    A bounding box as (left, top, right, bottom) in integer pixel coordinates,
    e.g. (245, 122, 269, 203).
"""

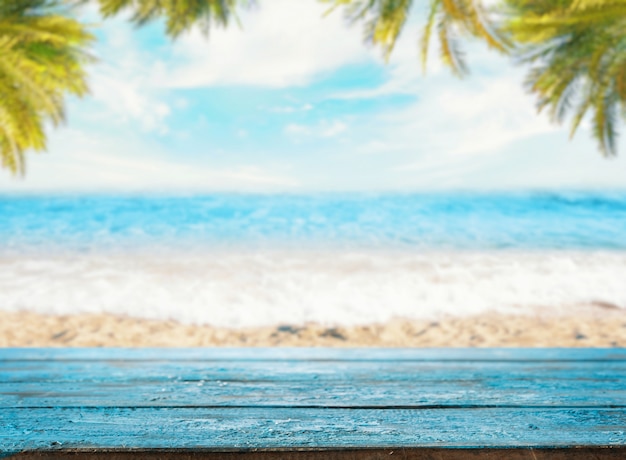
(0, 0, 93, 174)
(326, 0, 626, 156)
(506, 0, 626, 156)
(87, 0, 242, 38)
(324, 0, 510, 74)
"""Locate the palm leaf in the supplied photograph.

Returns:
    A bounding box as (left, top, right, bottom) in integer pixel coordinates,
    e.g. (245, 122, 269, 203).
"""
(505, 0, 626, 155)
(89, 0, 242, 38)
(0, 0, 93, 174)
(325, 0, 510, 76)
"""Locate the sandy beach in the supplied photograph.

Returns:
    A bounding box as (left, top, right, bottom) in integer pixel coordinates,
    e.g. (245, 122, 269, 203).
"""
(2, 304, 625, 347)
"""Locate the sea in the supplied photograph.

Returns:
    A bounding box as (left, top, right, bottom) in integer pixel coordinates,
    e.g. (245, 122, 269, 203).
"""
(1, 191, 625, 327)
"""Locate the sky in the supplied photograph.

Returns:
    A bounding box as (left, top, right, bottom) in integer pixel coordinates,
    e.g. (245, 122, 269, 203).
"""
(1, 0, 626, 193)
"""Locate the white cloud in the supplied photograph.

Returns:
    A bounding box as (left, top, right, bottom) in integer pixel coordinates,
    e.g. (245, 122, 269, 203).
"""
(437, 78, 558, 157)
(0, 129, 299, 192)
(331, 26, 561, 170)
(321, 120, 348, 137)
(285, 119, 348, 139)
(327, 11, 520, 102)
(327, 12, 450, 101)
(90, 73, 171, 133)
(82, 16, 173, 134)
(284, 123, 311, 136)
(154, 0, 373, 88)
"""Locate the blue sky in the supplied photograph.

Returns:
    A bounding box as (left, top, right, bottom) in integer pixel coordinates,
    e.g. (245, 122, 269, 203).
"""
(2, 0, 626, 192)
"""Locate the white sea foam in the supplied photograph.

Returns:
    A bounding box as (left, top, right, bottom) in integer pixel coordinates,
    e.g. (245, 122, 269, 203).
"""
(1, 249, 625, 327)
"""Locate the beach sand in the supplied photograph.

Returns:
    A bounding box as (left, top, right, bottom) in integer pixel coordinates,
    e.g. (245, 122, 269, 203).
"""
(1, 304, 625, 347)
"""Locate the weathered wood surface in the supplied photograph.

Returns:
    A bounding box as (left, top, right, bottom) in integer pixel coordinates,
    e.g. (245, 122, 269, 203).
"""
(1, 348, 625, 459)
(2, 361, 626, 407)
(3, 407, 626, 448)
(2, 348, 625, 361)
(8, 449, 626, 460)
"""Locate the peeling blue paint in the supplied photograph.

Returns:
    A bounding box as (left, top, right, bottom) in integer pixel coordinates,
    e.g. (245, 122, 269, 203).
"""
(1, 348, 625, 454)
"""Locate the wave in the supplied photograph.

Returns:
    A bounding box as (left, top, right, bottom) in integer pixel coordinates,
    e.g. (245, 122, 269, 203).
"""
(1, 249, 624, 327)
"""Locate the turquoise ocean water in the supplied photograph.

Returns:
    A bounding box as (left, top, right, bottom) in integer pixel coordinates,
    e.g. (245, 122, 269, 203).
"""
(2, 192, 626, 251)
(1, 192, 625, 326)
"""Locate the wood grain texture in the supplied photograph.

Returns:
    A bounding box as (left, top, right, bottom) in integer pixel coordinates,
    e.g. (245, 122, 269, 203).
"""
(3, 407, 626, 450)
(2, 348, 626, 361)
(1, 348, 625, 459)
(2, 361, 625, 408)
(8, 448, 626, 460)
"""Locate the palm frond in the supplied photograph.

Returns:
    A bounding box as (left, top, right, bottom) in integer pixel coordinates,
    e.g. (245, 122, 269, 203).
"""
(325, 0, 510, 75)
(0, 0, 93, 174)
(505, 0, 626, 155)
(92, 0, 243, 38)
(437, 17, 467, 76)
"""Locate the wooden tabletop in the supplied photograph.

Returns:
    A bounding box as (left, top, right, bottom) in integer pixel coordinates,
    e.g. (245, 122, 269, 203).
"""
(1, 348, 626, 459)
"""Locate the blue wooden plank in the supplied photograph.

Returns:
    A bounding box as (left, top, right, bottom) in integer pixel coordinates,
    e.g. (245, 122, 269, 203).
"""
(1, 360, 625, 408)
(1, 348, 625, 455)
(1, 407, 626, 453)
(3, 359, 625, 382)
(2, 348, 625, 362)
(2, 379, 624, 408)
